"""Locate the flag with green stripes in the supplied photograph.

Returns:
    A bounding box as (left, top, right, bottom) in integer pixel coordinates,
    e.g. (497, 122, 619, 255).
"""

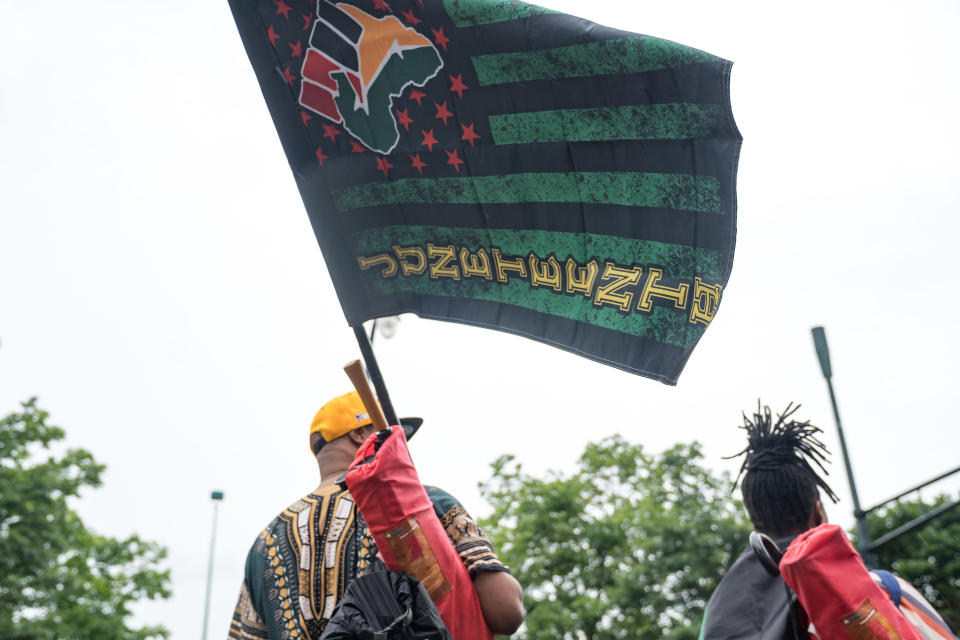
(229, 0, 741, 384)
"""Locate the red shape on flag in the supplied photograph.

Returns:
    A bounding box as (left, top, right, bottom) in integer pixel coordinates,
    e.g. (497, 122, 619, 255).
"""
(266, 25, 280, 47)
(420, 129, 439, 151)
(282, 65, 296, 86)
(400, 9, 422, 25)
(431, 27, 450, 51)
(315, 146, 328, 166)
(302, 49, 341, 91)
(376, 156, 394, 177)
(410, 154, 427, 174)
(274, 0, 292, 19)
(322, 124, 341, 142)
(434, 101, 453, 126)
(397, 108, 413, 131)
(449, 74, 468, 99)
(460, 123, 480, 147)
(408, 89, 426, 106)
(289, 40, 303, 58)
(346, 72, 365, 105)
(446, 149, 464, 173)
(301, 82, 340, 120)
(301, 13, 312, 30)
(373, 0, 390, 10)
(300, 111, 313, 127)
(350, 140, 366, 153)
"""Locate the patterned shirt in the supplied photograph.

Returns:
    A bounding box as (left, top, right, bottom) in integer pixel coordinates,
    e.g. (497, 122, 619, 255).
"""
(229, 484, 506, 640)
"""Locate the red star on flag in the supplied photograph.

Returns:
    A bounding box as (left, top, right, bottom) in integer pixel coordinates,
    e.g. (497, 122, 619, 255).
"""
(446, 149, 464, 173)
(373, 0, 390, 10)
(376, 156, 394, 177)
(409, 89, 426, 106)
(302, 13, 312, 30)
(410, 154, 427, 174)
(282, 65, 296, 86)
(300, 111, 313, 127)
(421, 129, 439, 151)
(322, 124, 341, 142)
(289, 40, 303, 58)
(274, 0, 292, 19)
(434, 101, 453, 126)
(400, 9, 422, 25)
(449, 74, 469, 99)
(396, 108, 413, 131)
(460, 123, 481, 147)
(350, 140, 366, 153)
(267, 25, 280, 47)
(431, 27, 450, 51)
(315, 146, 328, 166)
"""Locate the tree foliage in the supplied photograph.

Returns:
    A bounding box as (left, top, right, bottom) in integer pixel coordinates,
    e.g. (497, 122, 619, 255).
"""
(0, 398, 171, 640)
(479, 436, 749, 640)
(861, 495, 960, 627)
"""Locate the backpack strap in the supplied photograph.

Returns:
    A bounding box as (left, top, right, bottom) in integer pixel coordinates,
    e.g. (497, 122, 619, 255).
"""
(872, 569, 902, 607)
(749, 531, 783, 577)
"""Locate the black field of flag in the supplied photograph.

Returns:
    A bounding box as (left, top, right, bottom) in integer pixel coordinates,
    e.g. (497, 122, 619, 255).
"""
(228, 0, 741, 384)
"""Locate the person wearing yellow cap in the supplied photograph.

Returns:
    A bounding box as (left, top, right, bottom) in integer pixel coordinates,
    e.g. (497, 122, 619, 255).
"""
(228, 391, 524, 639)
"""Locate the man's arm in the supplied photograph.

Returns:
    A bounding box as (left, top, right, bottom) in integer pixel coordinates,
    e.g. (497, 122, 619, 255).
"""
(474, 570, 525, 635)
(228, 539, 271, 639)
(427, 486, 526, 635)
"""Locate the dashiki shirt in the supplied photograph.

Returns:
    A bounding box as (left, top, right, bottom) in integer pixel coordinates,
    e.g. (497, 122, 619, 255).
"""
(229, 484, 507, 640)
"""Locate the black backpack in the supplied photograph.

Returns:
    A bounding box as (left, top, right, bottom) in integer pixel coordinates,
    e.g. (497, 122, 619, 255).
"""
(321, 558, 453, 640)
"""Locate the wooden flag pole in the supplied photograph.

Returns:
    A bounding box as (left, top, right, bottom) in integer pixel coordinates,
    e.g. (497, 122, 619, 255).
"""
(350, 324, 399, 427)
(344, 359, 389, 431)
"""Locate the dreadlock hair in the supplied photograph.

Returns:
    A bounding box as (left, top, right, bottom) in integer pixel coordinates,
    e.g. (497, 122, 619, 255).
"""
(727, 402, 840, 538)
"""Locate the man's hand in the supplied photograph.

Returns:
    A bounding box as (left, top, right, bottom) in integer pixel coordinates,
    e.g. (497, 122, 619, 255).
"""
(473, 571, 525, 636)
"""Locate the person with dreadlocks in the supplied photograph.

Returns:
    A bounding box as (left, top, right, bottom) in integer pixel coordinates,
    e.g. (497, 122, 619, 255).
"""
(699, 403, 955, 640)
(698, 402, 839, 639)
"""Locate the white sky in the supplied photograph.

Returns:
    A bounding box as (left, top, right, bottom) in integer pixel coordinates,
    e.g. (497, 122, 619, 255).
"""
(2, 1, 959, 638)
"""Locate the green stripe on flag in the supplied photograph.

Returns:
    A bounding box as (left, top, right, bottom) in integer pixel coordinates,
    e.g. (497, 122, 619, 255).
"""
(489, 103, 724, 144)
(370, 273, 704, 348)
(353, 225, 723, 283)
(334, 172, 724, 214)
(443, 0, 557, 26)
(472, 37, 721, 86)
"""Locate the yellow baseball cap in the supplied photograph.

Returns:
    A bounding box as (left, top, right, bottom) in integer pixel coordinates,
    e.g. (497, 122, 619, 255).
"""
(309, 391, 422, 451)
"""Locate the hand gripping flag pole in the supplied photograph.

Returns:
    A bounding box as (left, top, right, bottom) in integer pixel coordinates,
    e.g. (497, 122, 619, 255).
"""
(342, 360, 493, 640)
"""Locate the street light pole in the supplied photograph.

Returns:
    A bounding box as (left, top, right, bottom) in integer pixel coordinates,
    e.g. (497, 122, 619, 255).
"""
(202, 490, 225, 640)
(810, 327, 877, 566)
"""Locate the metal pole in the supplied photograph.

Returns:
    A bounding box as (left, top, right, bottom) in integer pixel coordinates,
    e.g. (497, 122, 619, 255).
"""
(811, 327, 876, 566)
(352, 324, 398, 426)
(202, 490, 224, 640)
(865, 464, 960, 514)
(863, 498, 960, 553)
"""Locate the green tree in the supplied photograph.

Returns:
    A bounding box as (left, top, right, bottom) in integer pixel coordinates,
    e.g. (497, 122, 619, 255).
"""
(479, 436, 749, 640)
(0, 398, 171, 640)
(860, 495, 960, 626)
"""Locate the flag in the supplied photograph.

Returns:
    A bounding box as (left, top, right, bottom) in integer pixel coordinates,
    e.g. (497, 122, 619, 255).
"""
(228, 0, 741, 384)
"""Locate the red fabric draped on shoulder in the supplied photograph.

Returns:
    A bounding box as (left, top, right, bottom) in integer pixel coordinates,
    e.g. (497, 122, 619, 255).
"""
(345, 426, 493, 640)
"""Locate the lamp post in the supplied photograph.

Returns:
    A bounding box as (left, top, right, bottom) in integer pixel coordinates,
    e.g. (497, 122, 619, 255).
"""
(202, 490, 224, 640)
(810, 327, 876, 566)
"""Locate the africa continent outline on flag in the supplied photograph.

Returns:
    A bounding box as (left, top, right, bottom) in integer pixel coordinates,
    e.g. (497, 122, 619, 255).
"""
(299, 0, 444, 154)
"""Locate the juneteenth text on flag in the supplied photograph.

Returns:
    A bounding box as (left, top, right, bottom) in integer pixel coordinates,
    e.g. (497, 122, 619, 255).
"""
(358, 241, 721, 325)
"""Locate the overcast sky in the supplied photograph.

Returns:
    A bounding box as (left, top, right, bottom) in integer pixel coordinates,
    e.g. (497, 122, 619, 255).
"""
(2, 1, 959, 638)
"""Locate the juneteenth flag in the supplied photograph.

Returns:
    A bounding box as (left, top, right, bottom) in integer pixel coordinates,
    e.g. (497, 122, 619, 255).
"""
(228, 0, 741, 384)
